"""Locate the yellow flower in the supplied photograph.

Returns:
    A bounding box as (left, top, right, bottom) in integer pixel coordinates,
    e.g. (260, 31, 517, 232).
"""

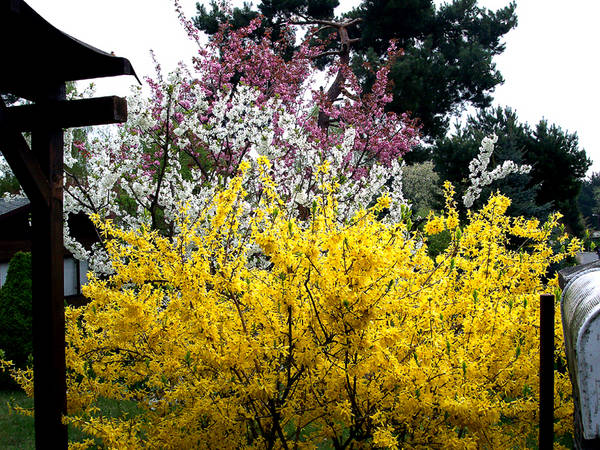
(3, 174, 576, 449)
(375, 193, 391, 210)
(425, 213, 445, 235)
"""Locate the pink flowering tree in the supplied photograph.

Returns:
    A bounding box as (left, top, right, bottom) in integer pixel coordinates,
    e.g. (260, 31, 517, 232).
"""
(60, 12, 419, 272)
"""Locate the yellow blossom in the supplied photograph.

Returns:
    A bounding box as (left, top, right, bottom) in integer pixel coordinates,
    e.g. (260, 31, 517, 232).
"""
(1, 173, 580, 448)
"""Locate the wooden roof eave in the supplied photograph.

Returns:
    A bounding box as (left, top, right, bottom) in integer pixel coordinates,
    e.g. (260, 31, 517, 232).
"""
(0, 0, 141, 100)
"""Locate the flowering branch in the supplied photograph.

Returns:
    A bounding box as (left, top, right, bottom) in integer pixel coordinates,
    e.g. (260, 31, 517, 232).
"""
(462, 134, 531, 208)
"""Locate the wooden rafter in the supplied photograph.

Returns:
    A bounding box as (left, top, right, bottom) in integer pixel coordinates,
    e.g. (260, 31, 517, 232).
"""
(5, 96, 128, 131)
(0, 98, 51, 207)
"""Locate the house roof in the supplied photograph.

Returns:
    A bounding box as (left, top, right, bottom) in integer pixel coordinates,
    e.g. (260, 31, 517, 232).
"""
(0, 0, 139, 100)
(0, 196, 30, 217)
(0, 197, 99, 262)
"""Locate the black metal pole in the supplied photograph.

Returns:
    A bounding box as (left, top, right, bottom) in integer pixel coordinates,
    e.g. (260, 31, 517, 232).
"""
(539, 293, 555, 449)
(31, 83, 68, 449)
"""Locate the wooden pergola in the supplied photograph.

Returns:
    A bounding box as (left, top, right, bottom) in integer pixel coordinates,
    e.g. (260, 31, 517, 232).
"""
(0, 1, 138, 447)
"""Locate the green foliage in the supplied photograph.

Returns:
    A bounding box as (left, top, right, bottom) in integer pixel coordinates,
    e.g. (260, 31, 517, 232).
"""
(0, 390, 34, 449)
(402, 160, 442, 217)
(425, 228, 451, 258)
(0, 252, 32, 389)
(347, 0, 517, 138)
(433, 107, 591, 234)
(0, 390, 140, 448)
(577, 172, 600, 228)
(0, 174, 21, 197)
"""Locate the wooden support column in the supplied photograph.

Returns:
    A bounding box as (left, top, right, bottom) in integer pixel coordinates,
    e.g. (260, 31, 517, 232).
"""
(30, 83, 68, 449)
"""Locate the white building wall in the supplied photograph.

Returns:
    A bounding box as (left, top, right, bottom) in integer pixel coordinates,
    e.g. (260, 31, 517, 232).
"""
(0, 262, 8, 287)
(79, 259, 88, 287)
(64, 257, 78, 296)
(0, 257, 89, 296)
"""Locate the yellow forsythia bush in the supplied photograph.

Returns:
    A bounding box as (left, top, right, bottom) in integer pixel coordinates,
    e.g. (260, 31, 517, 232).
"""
(10, 161, 580, 448)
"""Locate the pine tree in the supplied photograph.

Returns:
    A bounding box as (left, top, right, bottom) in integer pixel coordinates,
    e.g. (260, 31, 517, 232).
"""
(433, 107, 591, 234)
(0, 252, 32, 388)
(577, 172, 600, 228)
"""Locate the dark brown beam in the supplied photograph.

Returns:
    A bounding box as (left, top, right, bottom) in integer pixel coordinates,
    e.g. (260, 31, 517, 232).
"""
(31, 84, 68, 449)
(0, 240, 32, 261)
(6, 96, 127, 130)
(0, 99, 50, 207)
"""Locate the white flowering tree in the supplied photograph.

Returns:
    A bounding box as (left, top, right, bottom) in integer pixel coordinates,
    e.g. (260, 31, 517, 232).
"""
(55, 16, 419, 273)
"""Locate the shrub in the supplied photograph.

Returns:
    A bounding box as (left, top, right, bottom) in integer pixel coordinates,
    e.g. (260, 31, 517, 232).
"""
(5, 169, 579, 448)
(402, 160, 442, 218)
(425, 228, 452, 259)
(0, 252, 32, 389)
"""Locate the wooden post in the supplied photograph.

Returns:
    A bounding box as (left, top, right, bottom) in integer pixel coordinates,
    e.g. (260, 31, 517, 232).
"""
(539, 293, 555, 449)
(1, 93, 130, 449)
(30, 83, 68, 449)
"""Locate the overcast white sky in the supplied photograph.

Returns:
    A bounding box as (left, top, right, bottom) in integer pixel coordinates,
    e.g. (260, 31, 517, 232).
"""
(23, 0, 600, 174)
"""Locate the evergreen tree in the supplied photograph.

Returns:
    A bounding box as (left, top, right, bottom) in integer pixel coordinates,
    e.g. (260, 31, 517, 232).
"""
(577, 172, 600, 229)
(0, 252, 32, 388)
(434, 107, 546, 219)
(194, 0, 338, 61)
(527, 120, 590, 214)
(433, 107, 591, 235)
(347, 0, 516, 138)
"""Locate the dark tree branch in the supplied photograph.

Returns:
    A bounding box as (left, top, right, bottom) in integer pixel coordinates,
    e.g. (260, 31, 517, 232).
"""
(314, 18, 362, 129)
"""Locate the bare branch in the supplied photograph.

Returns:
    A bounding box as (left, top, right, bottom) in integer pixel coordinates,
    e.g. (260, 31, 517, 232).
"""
(291, 17, 362, 28)
(311, 50, 341, 59)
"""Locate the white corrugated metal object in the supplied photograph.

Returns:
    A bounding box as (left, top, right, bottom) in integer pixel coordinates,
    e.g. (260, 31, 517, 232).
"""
(562, 268, 600, 440)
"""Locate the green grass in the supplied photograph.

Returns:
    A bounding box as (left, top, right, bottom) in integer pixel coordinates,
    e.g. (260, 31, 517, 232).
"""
(0, 390, 141, 449)
(1, 390, 575, 449)
(0, 390, 34, 449)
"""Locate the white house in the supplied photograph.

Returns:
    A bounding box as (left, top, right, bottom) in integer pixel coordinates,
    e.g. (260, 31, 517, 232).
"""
(0, 198, 92, 301)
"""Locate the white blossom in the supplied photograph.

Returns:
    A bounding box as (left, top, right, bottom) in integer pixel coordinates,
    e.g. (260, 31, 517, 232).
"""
(462, 134, 531, 208)
(0, 68, 417, 275)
